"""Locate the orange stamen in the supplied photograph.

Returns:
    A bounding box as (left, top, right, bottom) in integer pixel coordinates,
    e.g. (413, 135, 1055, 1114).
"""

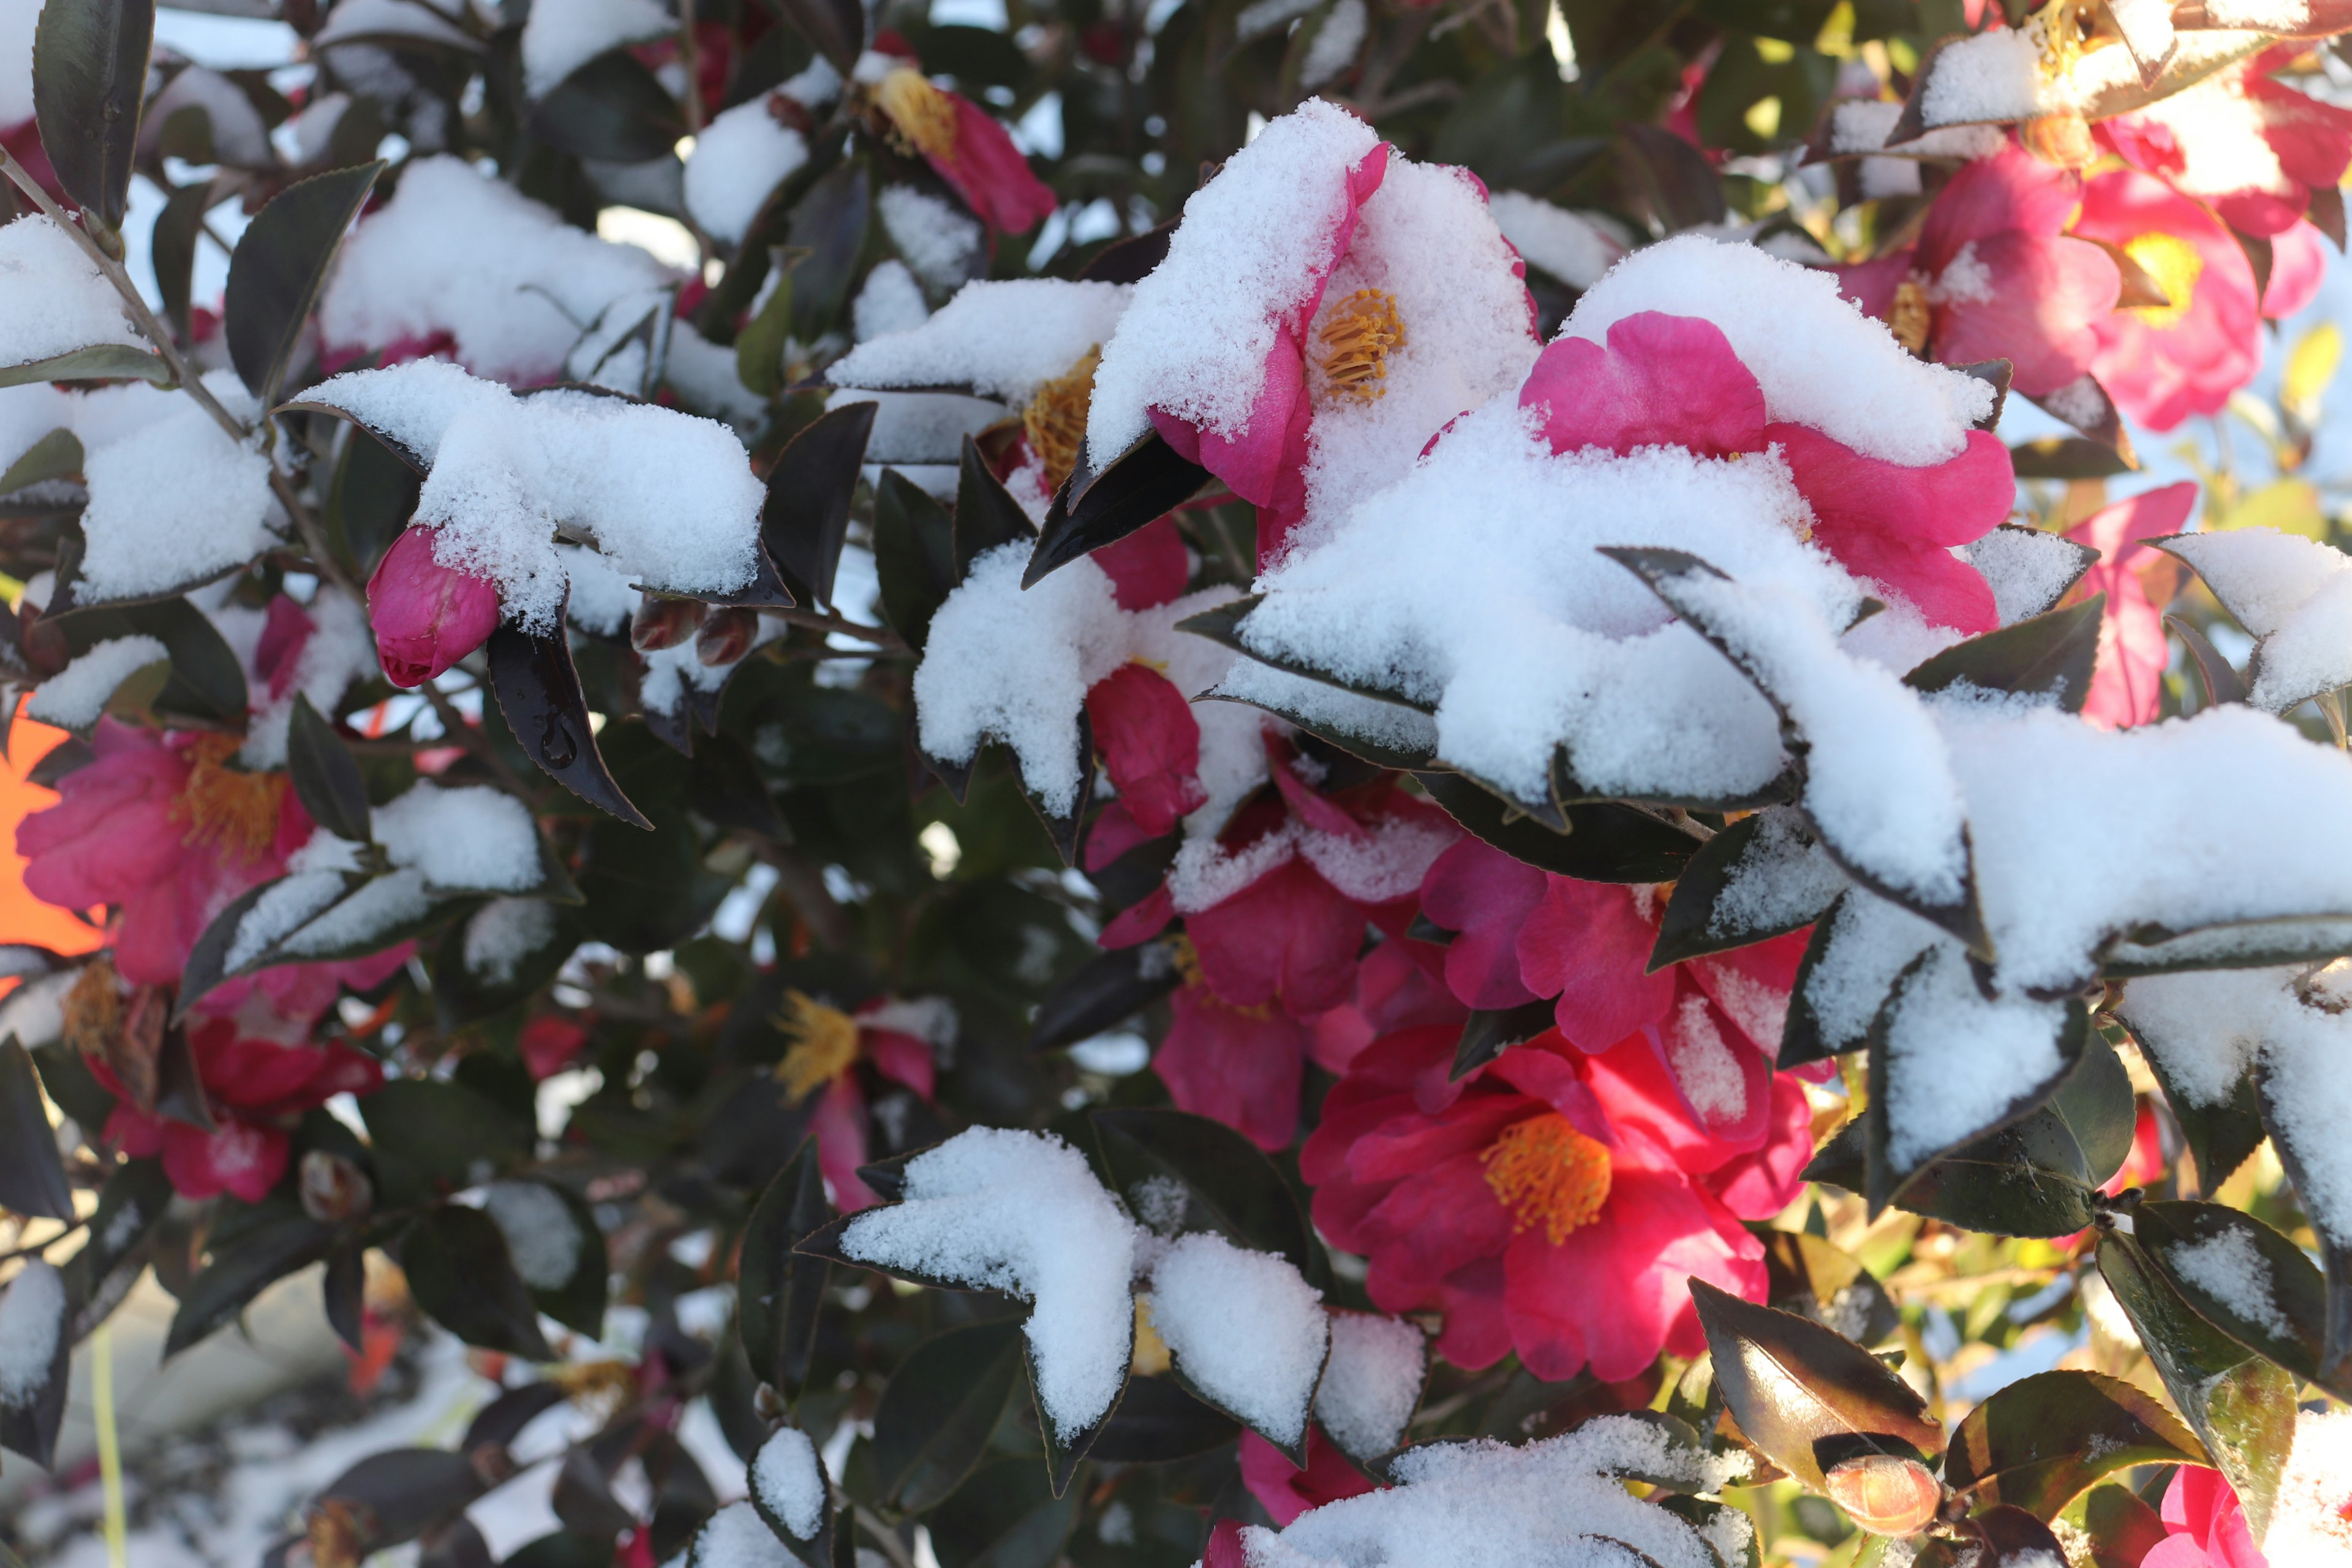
(773, 989, 861, 1104)
(1316, 288, 1406, 404)
(1480, 1114, 1613, 1246)
(175, 735, 288, 866)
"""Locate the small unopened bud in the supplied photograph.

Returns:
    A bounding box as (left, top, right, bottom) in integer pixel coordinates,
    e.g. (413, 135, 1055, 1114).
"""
(300, 1150, 373, 1223)
(1823, 1453, 1943, 1537)
(696, 607, 758, 667)
(366, 525, 501, 688)
(2020, 111, 2095, 169)
(630, 596, 706, 653)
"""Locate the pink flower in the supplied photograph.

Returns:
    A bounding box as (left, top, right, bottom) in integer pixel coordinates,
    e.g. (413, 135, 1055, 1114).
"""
(1844, 145, 2122, 399)
(1239, 1428, 1378, 1525)
(774, 992, 940, 1212)
(366, 524, 503, 689)
(1302, 1022, 1812, 1381)
(864, 60, 1057, 235)
(1153, 983, 1311, 1151)
(1518, 311, 2016, 631)
(2263, 219, 2330, 320)
(2145, 1466, 2267, 1568)
(2063, 481, 2196, 728)
(2100, 48, 2352, 239)
(521, 1015, 590, 1080)
(2074, 170, 2261, 432)
(1084, 663, 1208, 837)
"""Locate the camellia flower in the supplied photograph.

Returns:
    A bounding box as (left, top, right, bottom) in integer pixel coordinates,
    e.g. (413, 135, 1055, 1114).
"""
(2146, 1409, 2352, 1565)
(1301, 1022, 1812, 1380)
(772, 990, 948, 1210)
(366, 524, 504, 688)
(854, 50, 1057, 235)
(2062, 481, 2196, 729)
(1518, 310, 2016, 631)
(1838, 144, 2121, 401)
(2098, 48, 2352, 240)
(89, 1017, 383, 1202)
(1240, 1428, 1379, 1525)
(2073, 168, 2260, 432)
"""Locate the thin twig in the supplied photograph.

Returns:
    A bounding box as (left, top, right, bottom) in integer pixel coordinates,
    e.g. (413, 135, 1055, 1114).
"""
(420, 680, 535, 797)
(850, 1502, 918, 1568)
(771, 606, 908, 654)
(0, 146, 248, 445)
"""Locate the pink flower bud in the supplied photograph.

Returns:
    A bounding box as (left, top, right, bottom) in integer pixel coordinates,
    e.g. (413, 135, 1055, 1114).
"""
(366, 525, 501, 688)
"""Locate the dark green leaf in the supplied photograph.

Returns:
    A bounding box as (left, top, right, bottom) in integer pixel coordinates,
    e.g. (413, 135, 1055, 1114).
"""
(0, 427, 81, 494)
(152, 179, 211, 342)
(0, 1038, 72, 1220)
(872, 1319, 1026, 1511)
(288, 693, 372, 843)
(227, 160, 383, 405)
(2097, 1228, 2294, 1540)
(1091, 1107, 1311, 1272)
(488, 609, 652, 828)
(0, 342, 172, 387)
(785, 162, 870, 342)
(360, 1078, 532, 1207)
(323, 1238, 366, 1352)
(32, 0, 156, 232)
(107, 594, 250, 725)
(167, 1209, 336, 1355)
(1689, 1278, 1943, 1494)
(954, 434, 1038, 580)
(1029, 944, 1182, 1053)
(763, 401, 875, 610)
(463, 1384, 570, 1457)
(1023, 432, 1209, 588)
(63, 1156, 172, 1340)
(1085, 1376, 1242, 1463)
(2169, 616, 2250, 708)
(1415, 772, 1700, 884)
(2135, 1200, 2346, 1401)
(924, 1455, 1078, 1568)
(737, 1138, 834, 1398)
(1942, 1370, 2201, 1518)
(313, 1449, 488, 1551)
(403, 1203, 556, 1360)
(874, 468, 957, 650)
(1649, 809, 1839, 969)
(326, 424, 422, 579)
(530, 53, 684, 162)
(1902, 597, 2105, 714)
(1451, 998, 1559, 1082)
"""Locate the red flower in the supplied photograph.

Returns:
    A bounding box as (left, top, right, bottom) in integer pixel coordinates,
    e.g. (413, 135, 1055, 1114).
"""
(2145, 1466, 2266, 1568)
(2074, 170, 2261, 433)
(862, 60, 1056, 235)
(1302, 1022, 1812, 1381)
(520, 1015, 590, 1080)
(95, 1019, 383, 1202)
(1518, 311, 2015, 631)
(2262, 218, 2330, 321)
(774, 992, 943, 1211)
(1085, 663, 1208, 837)
(1154, 984, 1311, 1151)
(2062, 481, 2196, 729)
(1239, 1428, 1379, 1525)
(366, 524, 503, 688)
(1842, 145, 2121, 399)
(2100, 48, 2352, 239)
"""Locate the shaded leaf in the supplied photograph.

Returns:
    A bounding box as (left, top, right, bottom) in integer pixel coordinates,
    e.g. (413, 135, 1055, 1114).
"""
(1452, 998, 1560, 1082)
(1024, 431, 1208, 588)
(312, 1449, 488, 1551)
(1689, 1278, 1943, 1494)
(1902, 597, 2105, 714)
(1415, 771, 1700, 884)
(530, 53, 684, 162)
(1762, 1231, 1899, 1348)
(925, 1455, 1078, 1568)
(0, 342, 172, 388)
(2135, 1199, 2346, 1401)
(954, 434, 1038, 580)
(288, 693, 373, 844)
(225, 160, 383, 404)
(775, 0, 864, 73)
(488, 609, 652, 829)
(786, 162, 870, 341)
(1085, 1376, 1242, 1463)
(2008, 438, 2137, 480)
(63, 1156, 172, 1340)
(1091, 1106, 1312, 1271)
(0, 427, 81, 494)
(0, 1261, 69, 1468)
(2169, 615, 2250, 708)
(402, 1203, 556, 1360)
(763, 401, 875, 610)
(1029, 942, 1183, 1053)
(167, 1209, 336, 1355)
(873, 467, 956, 650)
(2078, 1483, 2169, 1568)
(0, 1038, 72, 1220)
(737, 1137, 833, 1398)
(32, 0, 156, 232)
(360, 1078, 532, 1207)
(1942, 1370, 2201, 1518)
(872, 1319, 1025, 1511)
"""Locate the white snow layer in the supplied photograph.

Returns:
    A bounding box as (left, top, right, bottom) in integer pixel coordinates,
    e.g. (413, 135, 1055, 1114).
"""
(1235, 1415, 1741, 1568)
(483, 1181, 582, 1289)
(751, 1427, 827, 1541)
(0, 0, 34, 129)
(829, 280, 1134, 405)
(1313, 1311, 1425, 1461)
(0, 216, 148, 370)
(837, 1128, 1138, 1439)
(1147, 1232, 1328, 1447)
(1561, 235, 1993, 466)
(373, 781, 544, 893)
(851, 261, 930, 344)
(302, 361, 763, 632)
(464, 897, 559, 984)
(690, 1502, 794, 1568)
(321, 156, 681, 383)
(1918, 21, 2269, 128)
(2268, 1408, 2352, 1565)
(1961, 526, 2092, 627)
(878, 185, 985, 292)
(0, 1259, 63, 1405)
(685, 97, 810, 246)
(25, 636, 169, 728)
(76, 372, 277, 601)
(1486, 191, 1624, 290)
(521, 0, 673, 97)
(2163, 528, 2352, 710)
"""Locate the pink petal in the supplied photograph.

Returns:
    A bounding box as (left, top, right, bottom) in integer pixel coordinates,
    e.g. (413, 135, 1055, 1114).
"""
(1770, 421, 2013, 631)
(1419, 839, 1545, 1010)
(1520, 312, 1766, 460)
(2263, 217, 2329, 319)
(1917, 143, 2082, 266)
(1154, 984, 1307, 1150)
(1085, 663, 1207, 837)
(1517, 880, 1675, 1052)
(1090, 515, 1191, 609)
(1930, 232, 2119, 397)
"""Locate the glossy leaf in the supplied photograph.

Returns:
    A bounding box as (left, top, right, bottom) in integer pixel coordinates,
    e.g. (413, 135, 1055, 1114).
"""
(2169, 615, 2250, 708)
(2008, 437, 2137, 480)
(1689, 1278, 1943, 1494)
(924, 1455, 1078, 1568)
(737, 1137, 833, 1398)
(1452, 998, 1561, 1082)
(0, 1038, 72, 1220)
(1091, 1106, 1313, 1272)
(873, 467, 956, 650)
(0, 342, 172, 387)
(224, 160, 383, 404)
(361, 1078, 532, 1207)
(1902, 597, 2105, 714)
(1762, 1231, 1899, 1348)
(1942, 1370, 2201, 1518)
(1024, 431, 1209, 588)
(954, 434, 1039, 580)
(2096, 1227, 2295, 1540)
(1649, 809, 1839, 968)
(2077, 1483, 2170, 1568)
(1415, 771, 1701, 884)
(529, 52, 684, 162)
(32, 0, 156, 232)
(762, 401, 875, 611)
(402, 1203, 556, 1360)
(287, 693, 372, 845)
(872, 1319, 1025, 1510)
(785, 162, 869, 341)
(1085, 1376, 1242, 1463)
(2135, 1200, 2346, 1400)
(488, 611, 652, 829)
(165, 1208, 336, 1355)
(1028, 942, 1183, 1053)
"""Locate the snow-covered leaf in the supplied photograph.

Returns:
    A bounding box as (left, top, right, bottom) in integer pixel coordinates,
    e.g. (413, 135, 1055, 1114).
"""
(224, 161, 384, 407)
(31, 0, 154, 232)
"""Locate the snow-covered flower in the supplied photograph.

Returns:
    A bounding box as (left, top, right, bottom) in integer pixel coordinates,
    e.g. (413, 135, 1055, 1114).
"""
(853, 50, 1057, 236)
(366, 522, 504, 687)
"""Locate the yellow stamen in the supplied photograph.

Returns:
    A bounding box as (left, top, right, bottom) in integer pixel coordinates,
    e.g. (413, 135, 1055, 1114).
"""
(62, 956, 121, 1060)
(2123, 233, 2204, 331)
(773, 989, 861, 1104)
(872, 67, 959, 160)
(1023, 346, 1101, 495)
(1480, 1114, 1612, 1246)
(1130, 1297, 1172, 1377)
(174, 735, 287, 866)
(1170, 933, 1205, 990)
(1315, 288, 1406, 404)
(1888, 277, 1931, 356)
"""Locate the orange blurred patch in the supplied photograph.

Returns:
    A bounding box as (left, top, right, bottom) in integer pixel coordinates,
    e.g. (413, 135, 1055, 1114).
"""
(0, 706, 107, 956)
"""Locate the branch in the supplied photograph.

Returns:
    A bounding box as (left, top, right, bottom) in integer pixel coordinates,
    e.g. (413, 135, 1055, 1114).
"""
(771, 606, 909, 654)
(850, 1503, 918, 1568)
(420, 680, 536, 798)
